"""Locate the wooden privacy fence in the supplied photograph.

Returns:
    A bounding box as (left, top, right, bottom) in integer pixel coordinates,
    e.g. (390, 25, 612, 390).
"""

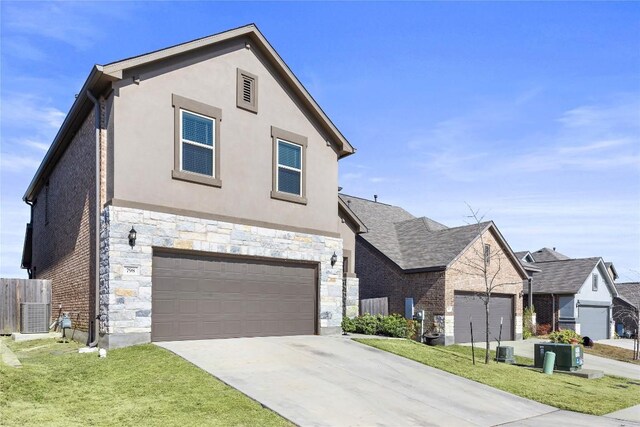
(360, 297, 389, 316)
(0, 279, 52, 334)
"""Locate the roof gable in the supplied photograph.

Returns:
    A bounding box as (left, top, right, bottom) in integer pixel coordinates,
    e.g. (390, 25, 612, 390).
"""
(531, 258, 602, 294)
(25, 24, 354, 202)
(531, 247, 571, 262)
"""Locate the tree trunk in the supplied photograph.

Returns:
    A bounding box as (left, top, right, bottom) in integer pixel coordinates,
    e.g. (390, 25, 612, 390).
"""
(485, 303, 490, 364)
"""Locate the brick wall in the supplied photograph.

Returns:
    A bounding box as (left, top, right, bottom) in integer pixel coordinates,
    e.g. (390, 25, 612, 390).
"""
(446, 229, 524, 318)
(355, 237, 446, 328)
(31, 109, 96, 333)
(531, 294, 556, 330)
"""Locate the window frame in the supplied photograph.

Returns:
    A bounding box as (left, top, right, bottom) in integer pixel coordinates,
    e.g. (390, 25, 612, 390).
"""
(483, 244, 491, 266)
(236, 68, 258, 113)
(171, 94, 222, 187)
(558, 295, 575, 319)
(592, 273, 599, 291)
(270, 126, 307, 204)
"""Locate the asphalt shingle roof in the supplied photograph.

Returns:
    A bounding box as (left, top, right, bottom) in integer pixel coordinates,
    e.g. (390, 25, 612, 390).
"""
(531, 247, 571, 262)
(339, 194, 488, 270)
(530, 258, 601, 294)
(615, 282, 640, 309)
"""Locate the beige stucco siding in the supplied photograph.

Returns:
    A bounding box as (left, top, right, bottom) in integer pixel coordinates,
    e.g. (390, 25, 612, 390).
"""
(338, 211, 357, 274)
(446, 229, 524, 317)
(111, 37, 338, 235)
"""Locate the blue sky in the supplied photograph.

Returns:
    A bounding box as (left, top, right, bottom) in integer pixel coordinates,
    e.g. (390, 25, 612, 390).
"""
(1, 2, 639, 281)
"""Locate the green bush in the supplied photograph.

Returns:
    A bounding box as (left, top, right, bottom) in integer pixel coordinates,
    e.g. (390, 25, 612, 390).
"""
(358, 314, 379, 335)
(549, 329, 582, 344)
(342, 313, 416, 338)
(341, 316, 356, 333)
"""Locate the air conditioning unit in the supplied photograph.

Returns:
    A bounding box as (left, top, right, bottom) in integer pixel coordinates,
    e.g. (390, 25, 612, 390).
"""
(20, 303, 50, 334)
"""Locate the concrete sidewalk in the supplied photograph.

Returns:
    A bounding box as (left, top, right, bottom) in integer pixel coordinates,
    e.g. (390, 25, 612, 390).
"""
(0, 338, 22, 368)
(462, 338, 640, 380)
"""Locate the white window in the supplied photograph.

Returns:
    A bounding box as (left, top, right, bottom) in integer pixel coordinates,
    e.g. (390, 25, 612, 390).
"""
(276, 139, 302, 196)
(484, 244, 491, 265)
(592, 273, 599, 291)
(180, 110, 215, 176)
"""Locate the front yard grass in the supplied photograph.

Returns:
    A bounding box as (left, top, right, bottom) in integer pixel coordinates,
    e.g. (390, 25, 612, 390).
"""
(355, 338, 640, 416)
(0, 338, 291, 427)
(584, 343, 640, 365)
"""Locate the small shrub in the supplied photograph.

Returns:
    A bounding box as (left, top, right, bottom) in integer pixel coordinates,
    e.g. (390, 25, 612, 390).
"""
(549, 329, 582, 344)
(536, 323, 552, 336)
(343, 313, 415, 338)
(341, 316, 356, 333)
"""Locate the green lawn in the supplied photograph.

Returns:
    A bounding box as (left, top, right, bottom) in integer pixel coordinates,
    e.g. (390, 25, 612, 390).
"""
(584, 343, 640, 365)
(0, 338, 291, 427)
(355, 338, 640, 415)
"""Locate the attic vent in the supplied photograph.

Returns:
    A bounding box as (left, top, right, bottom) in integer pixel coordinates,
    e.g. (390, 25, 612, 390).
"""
(237, 68, 258, 113)
(20, 303, 50, 333)
(242, 77, 253, 103)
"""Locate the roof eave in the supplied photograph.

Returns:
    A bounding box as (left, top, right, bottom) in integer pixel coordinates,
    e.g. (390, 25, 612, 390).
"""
(404, 266, 447, 274)
(102, 24, 355, 158)
(338, 197, 368, 233)
(23, 65, 116, 202)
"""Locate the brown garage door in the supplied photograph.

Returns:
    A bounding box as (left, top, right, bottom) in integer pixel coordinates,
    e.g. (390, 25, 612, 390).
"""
(151, 251, 317, 342)
(454, 293, 513, 343)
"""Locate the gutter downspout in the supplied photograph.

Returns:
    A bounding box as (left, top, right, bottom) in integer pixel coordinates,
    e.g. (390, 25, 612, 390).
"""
(86, 90, 101, 348)
(551, 293, 556, 332)
(528, 278, 533, 309)
(25, 200, 34, 278)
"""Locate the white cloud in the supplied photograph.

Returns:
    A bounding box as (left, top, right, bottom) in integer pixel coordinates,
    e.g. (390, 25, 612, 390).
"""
(3, 2, 136, 52)
(408, 96, 640, 179)
(0, 152, 41, 173)
(1, 94, 66, 130)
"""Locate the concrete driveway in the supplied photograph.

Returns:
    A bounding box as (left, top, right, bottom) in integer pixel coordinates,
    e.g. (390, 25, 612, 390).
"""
(157, 336, 636, 426)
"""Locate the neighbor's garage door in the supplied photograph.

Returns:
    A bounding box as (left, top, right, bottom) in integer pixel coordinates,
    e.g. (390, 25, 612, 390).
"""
(579, 306, 609, 340)
(151, 251, 317, 342)
(454, 293, 513, 343)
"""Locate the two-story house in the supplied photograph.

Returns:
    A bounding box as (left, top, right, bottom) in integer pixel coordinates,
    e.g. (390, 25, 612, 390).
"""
(21, 25, 362, 348)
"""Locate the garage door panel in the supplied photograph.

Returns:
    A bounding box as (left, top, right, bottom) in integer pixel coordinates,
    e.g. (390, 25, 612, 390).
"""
(152, 252, 317, 341)
(454, 293, 514, 343)
(153, 299, 176, 315)
(579, 306, 608, 340)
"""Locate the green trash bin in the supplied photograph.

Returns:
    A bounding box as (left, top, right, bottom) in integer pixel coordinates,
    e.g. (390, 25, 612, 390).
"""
(543, 351, 556, 375)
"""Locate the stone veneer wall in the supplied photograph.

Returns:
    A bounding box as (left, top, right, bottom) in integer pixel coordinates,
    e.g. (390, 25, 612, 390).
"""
(345, 276, 359, 318)
(99, 205, 346, 348)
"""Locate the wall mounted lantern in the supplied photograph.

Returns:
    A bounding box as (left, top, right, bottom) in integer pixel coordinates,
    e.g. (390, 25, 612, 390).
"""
(128, 227, 137, 248)
(330, 252, 337, 267)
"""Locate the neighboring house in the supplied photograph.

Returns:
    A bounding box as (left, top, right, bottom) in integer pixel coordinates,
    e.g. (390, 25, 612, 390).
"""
(340, 194, 528, 345)
(20, 25, 362, 348)
(613, 282, 640, 337)
(518, 248, 618, 340)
